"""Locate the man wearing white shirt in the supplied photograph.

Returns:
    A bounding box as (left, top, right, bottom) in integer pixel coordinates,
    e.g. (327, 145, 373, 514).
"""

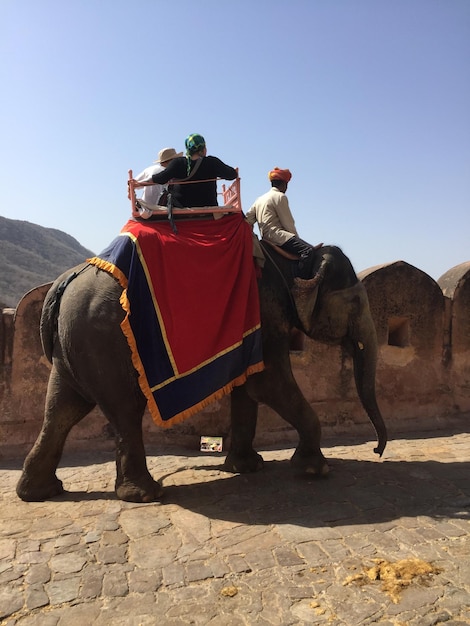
(134, 147, 182, 217)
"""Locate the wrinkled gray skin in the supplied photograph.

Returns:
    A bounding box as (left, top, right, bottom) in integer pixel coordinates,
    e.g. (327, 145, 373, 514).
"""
(16, 244, 387, 502)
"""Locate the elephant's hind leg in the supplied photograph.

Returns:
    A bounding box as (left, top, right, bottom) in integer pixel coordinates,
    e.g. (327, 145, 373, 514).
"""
(99, 394, 163, 503)
(223, 384, 264, 473)
(16, 367, 95, 501)
(113, 419, 163, 503)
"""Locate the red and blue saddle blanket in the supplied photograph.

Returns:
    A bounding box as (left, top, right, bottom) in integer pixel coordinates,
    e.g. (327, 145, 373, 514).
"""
(87, 213, 264, 427)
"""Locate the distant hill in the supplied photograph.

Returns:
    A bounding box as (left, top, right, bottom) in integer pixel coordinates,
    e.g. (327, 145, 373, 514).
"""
(0, 216, 94, 308)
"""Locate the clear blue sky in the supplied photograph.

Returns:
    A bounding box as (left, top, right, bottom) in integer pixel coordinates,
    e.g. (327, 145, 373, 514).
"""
(1, 0, 469, 280)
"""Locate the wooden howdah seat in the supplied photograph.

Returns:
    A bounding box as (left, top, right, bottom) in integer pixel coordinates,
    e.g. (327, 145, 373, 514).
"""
(128, 169, 242, 219)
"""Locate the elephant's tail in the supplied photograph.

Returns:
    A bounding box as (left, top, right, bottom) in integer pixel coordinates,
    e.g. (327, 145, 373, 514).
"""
(40, 264, 89, 362)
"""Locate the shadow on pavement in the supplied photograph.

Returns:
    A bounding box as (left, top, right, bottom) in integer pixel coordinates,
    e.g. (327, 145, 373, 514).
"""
(33, 455, 465, 527)
(154, 456, 470, 527)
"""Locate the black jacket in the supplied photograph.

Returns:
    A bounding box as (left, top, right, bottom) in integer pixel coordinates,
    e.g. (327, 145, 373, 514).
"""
(152, 156, 237, 207)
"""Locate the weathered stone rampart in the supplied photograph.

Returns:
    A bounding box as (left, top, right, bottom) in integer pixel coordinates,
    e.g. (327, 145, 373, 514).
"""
(1, 260, 469, 458)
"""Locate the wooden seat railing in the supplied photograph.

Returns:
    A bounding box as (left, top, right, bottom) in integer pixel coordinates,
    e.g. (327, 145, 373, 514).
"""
(221, 176, 242, 212)
(128, 168, 242, 218)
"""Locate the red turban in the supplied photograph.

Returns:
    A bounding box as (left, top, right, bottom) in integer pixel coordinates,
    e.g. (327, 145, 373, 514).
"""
(268, 167, 292, 183)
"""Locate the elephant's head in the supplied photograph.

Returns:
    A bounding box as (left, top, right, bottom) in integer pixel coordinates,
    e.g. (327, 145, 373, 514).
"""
(291, 248, 387, 456)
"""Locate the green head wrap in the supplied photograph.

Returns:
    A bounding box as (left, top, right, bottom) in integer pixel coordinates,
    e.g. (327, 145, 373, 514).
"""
(185, 133, 206, 175)
(185, 133, 206, 157)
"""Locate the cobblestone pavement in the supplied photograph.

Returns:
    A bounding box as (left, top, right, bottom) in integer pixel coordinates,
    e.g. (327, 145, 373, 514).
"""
(0, 430, 469, 625)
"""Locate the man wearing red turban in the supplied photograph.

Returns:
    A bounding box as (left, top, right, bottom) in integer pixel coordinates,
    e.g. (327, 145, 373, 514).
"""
(268, 167, 292, 183)
(245, 168, 319, 276)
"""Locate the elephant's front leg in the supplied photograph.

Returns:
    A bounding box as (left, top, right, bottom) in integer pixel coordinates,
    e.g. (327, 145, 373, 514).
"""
(252, 362, 329, 477)
(223, 384, 264, 473)
(278, 389, 329, 477)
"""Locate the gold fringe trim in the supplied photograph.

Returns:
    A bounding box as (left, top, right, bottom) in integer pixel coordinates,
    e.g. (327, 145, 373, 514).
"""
(149, 360, 265, 429)
(87, 257, 128, 290)
(87, 256, 155, 413)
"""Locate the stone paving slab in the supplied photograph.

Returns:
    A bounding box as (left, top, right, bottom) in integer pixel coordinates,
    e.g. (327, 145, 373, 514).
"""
(0, 430, 469, 625)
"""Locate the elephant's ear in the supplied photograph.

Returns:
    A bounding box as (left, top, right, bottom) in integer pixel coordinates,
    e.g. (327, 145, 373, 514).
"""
(291, 254, 331, 332)
(292, 279, 318, 334)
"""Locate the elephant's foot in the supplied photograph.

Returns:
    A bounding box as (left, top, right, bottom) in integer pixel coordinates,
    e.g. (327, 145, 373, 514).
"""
(16, 472, 64, 502)
(223, 450, 264, 474)
(290, 448, 329, 477)
(115, 476, 163, 503)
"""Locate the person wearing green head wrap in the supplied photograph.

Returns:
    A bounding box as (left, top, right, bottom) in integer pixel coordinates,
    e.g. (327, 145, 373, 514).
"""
(185, 133, 206, 160)
(151, 133, 237, 208)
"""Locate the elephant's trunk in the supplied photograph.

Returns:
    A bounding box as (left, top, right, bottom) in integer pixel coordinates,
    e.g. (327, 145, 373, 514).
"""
(347, 291, 387, 456)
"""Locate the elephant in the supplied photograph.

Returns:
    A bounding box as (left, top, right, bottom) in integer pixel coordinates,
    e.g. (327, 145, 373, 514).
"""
(16, 239, 387, 503)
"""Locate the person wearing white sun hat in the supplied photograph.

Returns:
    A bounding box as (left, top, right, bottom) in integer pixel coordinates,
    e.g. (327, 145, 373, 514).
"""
(134, 147, 183, 217)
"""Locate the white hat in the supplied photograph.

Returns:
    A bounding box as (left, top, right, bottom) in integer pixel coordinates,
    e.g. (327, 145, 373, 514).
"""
(154, 147, 183, 163)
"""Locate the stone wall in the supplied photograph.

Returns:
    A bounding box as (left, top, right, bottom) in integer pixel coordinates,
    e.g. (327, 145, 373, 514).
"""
(1, 260, 469, 459)
(438, 261, 470, 415)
